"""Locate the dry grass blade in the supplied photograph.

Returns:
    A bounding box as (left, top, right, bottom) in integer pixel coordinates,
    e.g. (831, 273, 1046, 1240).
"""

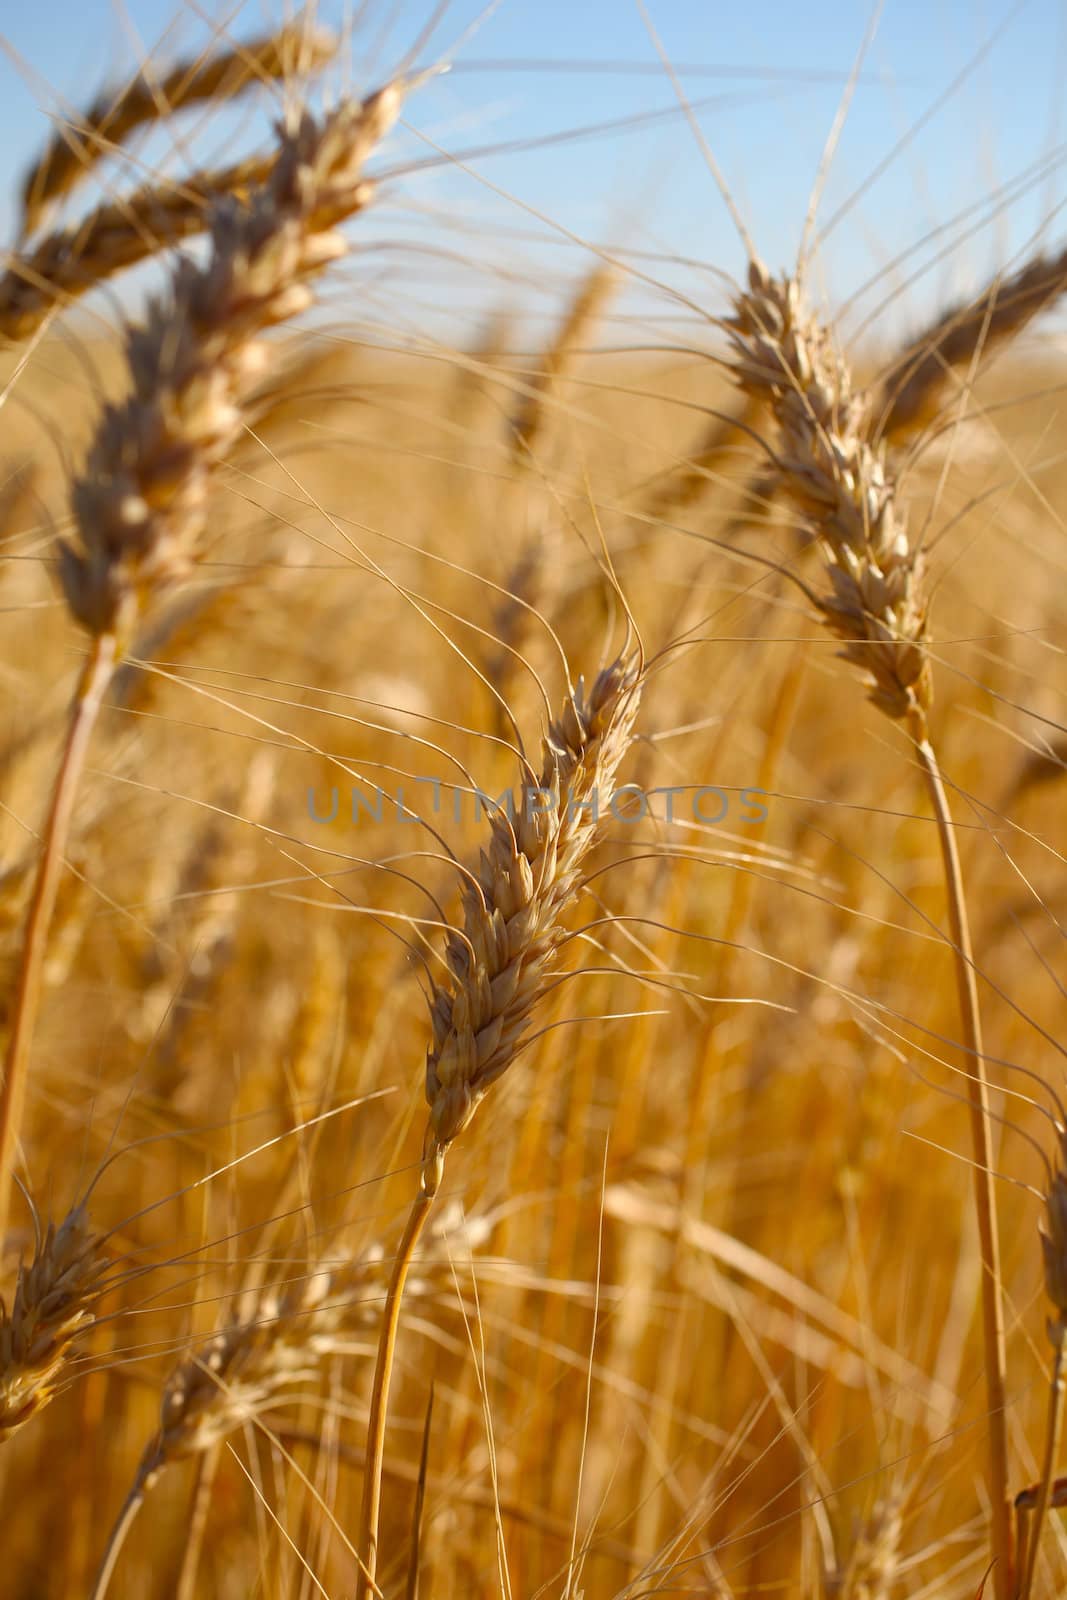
(406, 1382, 434, 1600)
(875, 242, 1067, 444)
(0, 1202, 107, 1442)
(19, 21, 336, 237)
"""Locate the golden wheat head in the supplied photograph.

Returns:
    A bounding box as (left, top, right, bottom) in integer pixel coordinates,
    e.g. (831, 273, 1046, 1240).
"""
(727, 260, 931, 722)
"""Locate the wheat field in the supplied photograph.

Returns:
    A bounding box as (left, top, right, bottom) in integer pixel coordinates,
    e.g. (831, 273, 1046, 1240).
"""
(1, 7, 1066, 1597)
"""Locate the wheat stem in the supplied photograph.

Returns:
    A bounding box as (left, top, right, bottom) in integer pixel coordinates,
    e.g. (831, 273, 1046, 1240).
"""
(88, 1476, 149, 1600)
(1018, 1325, 1065, 1600)
(0, 632, 116, 1246)
(908, 711, 1011, 1600)
(175, 1446, 221, 1600)
(355, 1157, 441, 1600)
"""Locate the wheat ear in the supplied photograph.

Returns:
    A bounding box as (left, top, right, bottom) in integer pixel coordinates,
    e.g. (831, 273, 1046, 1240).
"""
(90, 1260, 383, 1600)
(0, 88, 403, 1252)
(726, 261, 931, 722)
(509, 263, 617, 464)
(486, 265, 618, 727)
(19, 21, 335, 236)
(1, 155, 279, 343)
(90, 1228, 472, 1599)
(355, 656, 642, 1600)
(638, 392, 764, 526)
(0, 1202, 107, 1441)
(825, 1493, 903, 1600)
(876, 242, 1067, 445)
(727, 259, 1011, 1599)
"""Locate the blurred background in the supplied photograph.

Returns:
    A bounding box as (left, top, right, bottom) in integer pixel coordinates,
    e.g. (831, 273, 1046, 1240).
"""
(3, 0, 1067, 347)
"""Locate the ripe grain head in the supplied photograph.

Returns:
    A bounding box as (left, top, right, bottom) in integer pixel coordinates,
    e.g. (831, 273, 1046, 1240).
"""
(0, 1203, 107, 1442)
(425, 654, 642, 1158)
(19, 21, 336, 238)
(727, 260, 931, 722)
(58, 84, 403, 643)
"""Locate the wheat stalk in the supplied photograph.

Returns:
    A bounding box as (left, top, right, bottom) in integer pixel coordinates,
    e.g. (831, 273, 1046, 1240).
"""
(19, 21, 335, 237)
(355, 654, 642, 1599)
(0, 1202, 107, 1441)
(727, 258, 1012, 1599)
(0, 86, 404, 1253)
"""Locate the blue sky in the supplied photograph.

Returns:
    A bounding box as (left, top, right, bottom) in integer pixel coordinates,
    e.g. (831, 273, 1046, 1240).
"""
(2, 1, 1065, 345)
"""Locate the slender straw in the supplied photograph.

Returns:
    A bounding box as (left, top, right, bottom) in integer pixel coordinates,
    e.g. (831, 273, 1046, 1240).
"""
(355, 1154, 441, 1600)
(0, 632, 117, 1246)
(88, 1477, 149, 1600)
(908, 711, 1011, 1597)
